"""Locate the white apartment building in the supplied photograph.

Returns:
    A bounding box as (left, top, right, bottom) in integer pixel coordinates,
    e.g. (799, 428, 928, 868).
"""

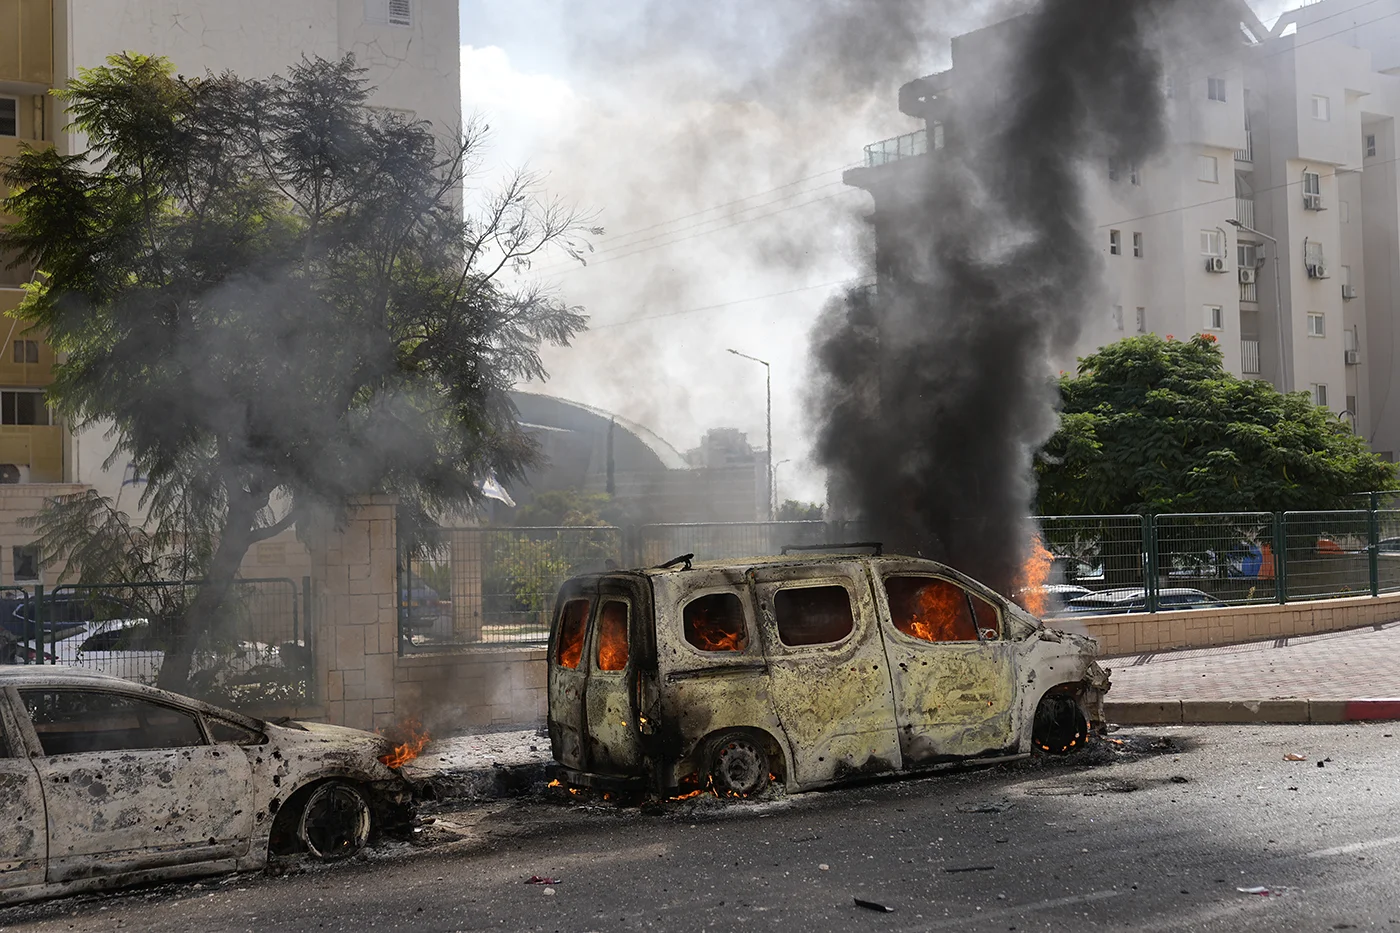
(846, 0, 1400, 461)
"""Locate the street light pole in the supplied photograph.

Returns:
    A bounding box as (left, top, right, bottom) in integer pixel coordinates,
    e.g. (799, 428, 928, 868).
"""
(728, 348, 773, 520)
(1228, 219, 1291, 392)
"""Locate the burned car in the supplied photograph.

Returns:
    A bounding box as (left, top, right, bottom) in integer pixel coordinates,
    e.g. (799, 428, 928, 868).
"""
(548, 551, 1109, 797)
(0, 668, 411, 905)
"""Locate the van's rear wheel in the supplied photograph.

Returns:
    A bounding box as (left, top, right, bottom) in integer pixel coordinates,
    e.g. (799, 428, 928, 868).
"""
(707, 732, 771, 797)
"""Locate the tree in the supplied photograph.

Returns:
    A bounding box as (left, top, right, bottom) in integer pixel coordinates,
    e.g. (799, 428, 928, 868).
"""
(1036, 334, 1396, 516)
(775, 500, 824, 522)
(1, 54, 593, 689)
(510, 488, 630, 528)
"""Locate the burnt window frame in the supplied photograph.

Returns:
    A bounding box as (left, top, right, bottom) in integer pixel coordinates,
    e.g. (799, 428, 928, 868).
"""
(679, 588, 755, 657)
(593, 598, 631, 674)
(770, 581, 859, 650)
(553, 596, 593, 670)
(880, 574, 1004, 646)
(17, 687, 209, 756)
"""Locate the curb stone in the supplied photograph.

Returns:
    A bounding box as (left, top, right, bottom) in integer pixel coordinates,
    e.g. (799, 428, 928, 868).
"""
(1105, 698, 1400, 725)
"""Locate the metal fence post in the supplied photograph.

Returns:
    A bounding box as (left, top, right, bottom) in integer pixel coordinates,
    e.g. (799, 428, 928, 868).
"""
(1143, 515, 1159, 613)
(1273, 513, 1287, 604)
(1370, 492, 1381, 598)
(33, 583, 43, 664)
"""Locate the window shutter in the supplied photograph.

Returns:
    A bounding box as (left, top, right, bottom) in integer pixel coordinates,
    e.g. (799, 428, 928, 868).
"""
(388, 0, 412, 26)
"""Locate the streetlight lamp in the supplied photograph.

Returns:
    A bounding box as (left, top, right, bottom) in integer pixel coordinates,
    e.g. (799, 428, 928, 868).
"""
(1227, 219, 1291, 392)
(728, 348, 773, 520)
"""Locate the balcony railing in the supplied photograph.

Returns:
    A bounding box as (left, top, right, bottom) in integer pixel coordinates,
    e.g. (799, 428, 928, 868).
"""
(1235, 130, 1254, 163)
(1236, 197, 1255, 229)
(864, 129, 928, 168)
(1240, 281, 1258, 303)
(1242, 339, 1262, 375)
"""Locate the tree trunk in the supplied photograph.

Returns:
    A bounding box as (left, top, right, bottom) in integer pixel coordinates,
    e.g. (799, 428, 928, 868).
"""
(157, 505, 256, 693)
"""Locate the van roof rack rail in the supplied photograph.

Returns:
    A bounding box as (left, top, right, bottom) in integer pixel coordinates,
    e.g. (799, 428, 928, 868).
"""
(780, 542, 883, 556)
(655, 553, 695, 571)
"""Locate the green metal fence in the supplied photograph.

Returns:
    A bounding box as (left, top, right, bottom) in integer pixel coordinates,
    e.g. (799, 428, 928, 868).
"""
(1034, 514, 1146, 591)
(1282, 510, 1372, 600)
(1154, 512, 1278, 606)
(2, 578, 310, 705)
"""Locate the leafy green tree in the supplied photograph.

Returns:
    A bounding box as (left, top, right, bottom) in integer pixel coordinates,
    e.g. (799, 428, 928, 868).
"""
(1037, 334, 1395, 516)
(510, 488, 630, 527)
(775, 500, 824, 522)
(1, 54, 592, 689)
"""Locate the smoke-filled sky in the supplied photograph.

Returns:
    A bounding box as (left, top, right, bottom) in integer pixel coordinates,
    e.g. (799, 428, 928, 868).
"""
(456, 0, 1291, 505)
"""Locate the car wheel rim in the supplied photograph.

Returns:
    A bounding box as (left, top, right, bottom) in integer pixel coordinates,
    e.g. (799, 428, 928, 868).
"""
(299, 783, 371, 860)
(712, 738, 767, 797)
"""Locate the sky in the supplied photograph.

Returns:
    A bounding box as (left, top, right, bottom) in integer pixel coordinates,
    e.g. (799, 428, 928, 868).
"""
(456, 0, 1297, 505)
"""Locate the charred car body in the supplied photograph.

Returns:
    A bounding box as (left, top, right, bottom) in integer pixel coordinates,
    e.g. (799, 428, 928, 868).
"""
(548, 551, 1110, 797)
(0, 668, 411, 905)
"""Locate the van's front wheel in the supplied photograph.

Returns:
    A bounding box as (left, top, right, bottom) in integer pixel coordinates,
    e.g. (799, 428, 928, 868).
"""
(707, 732, 771, 798)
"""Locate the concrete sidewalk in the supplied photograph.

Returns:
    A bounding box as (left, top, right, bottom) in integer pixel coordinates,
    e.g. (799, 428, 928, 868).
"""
(1104, 620, 1400, 723)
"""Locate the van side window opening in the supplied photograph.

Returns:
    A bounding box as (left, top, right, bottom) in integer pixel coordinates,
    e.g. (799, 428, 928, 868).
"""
(972, 594, 1000, 638)
(683, 593, 748, 652)
(556, 598, 591, 669)
(596, 600, 629, 671)
(885, 577, 980, 642)
(774, 585, 855, 647)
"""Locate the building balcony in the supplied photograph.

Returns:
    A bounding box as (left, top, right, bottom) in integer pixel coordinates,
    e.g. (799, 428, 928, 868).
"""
(1235, 197, 1255, 229)
(1240, 281, 1258, 303)
(1241, 339, 1261, 375)
(863, 128, 928, 168)
(1235, 130, 1254, 164)
(0, 0, 54, 86)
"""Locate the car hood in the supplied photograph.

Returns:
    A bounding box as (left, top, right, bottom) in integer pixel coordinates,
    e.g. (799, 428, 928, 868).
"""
(268, 719, 393, 754)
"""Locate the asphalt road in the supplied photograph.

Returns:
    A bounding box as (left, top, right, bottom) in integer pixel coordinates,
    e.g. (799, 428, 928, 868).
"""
(4, 724, 1400, 932)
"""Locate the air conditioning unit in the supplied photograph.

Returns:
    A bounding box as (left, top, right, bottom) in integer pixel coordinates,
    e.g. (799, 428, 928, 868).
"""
(1206, 256, 1228, 273)
(1309, 262, 1330, 279)
(1304, 193, 1325, 211)
(1345, 349, 1360, 365)
(1342, 284, 1358, 299)
(1239, 268, 1257, 285)
(0, 464, 29, 485)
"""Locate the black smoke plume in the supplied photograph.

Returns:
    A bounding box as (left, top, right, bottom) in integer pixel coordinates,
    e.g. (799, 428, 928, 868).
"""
(811, 0, 1241, 595)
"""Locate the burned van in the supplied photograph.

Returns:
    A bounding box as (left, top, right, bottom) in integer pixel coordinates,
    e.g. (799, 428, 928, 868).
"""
(547, 551, 1109, 797)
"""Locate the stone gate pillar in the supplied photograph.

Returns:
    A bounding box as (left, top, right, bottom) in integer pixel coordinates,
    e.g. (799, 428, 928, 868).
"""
(306, 495, 400, 731)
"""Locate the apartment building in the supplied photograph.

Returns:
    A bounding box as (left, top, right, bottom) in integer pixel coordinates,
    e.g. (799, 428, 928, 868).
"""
(0, 0, 461, 583)
(845, 0, 1400, 461)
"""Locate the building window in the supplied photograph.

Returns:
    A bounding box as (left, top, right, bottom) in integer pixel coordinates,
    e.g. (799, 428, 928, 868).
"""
(1208, 76, 1227, 102)
(1347, 394, 1358, 418)
(12, 545, 38, 583)
(1109, 229, 1122, 255)
(1197, 154, 1219, 183)
(931, 122, 945, 150)
(1200, 229, 1224, 257)
(1340, 200, 1350, 224)
(1305, 240, 1326, 274)
(1108, 159, 1119, 182)
(11, 340, 37, 364)
(364, 0, 412, 26)
(1130, 165, 1141, 186)
(1163, 75, 1175, 100)
(0, 98, 15, 138)
(1238, 242, 1260, 268)
(1135, 307, 1147, 334)
(0, 390, 50, 426)
(1311, 383, 1329, 407)
(1204, 305, 1225, 331)
(1366, 133, 1378, 157)
(1308, 312, 1326, 337)
(1112, 306, 1124, 331)
(1342, 264, 1352, 288)
(1133, 232, 1144, 257)
(1311, 95, 1331, 121)
(1304, 171, 1321, 197)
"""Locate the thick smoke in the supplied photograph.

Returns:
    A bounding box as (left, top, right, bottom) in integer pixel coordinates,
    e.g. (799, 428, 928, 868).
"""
(811, 0, 1240, 595)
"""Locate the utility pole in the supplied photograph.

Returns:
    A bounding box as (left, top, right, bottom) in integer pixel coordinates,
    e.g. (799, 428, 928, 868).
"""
(728, 349, 773, 520)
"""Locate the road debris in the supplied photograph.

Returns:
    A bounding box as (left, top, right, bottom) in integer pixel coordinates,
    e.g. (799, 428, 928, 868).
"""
(1284, 753, 1307, 761)
(854, 898, 895, 913)
(819, 864, 830, 871)
(957, 801, 1014, 814)
(525, 876, 560, 885)
(943, 865, 996, 873)
(1237, 886, 1274, 896)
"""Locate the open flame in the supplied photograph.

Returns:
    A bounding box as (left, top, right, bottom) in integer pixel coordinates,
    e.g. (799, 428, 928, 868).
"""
(685, 607, 748, 652)
(378, 718, 430, 769)
(1015, 534, 1054, 616)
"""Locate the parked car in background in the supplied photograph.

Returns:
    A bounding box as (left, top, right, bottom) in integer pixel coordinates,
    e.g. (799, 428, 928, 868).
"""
(548, 550, 1110, 799)
(4, 593, 148, 641)
(399, 582, 446, 634)
(1061, 587, 1228, 616)
(0, 667, 413, 905)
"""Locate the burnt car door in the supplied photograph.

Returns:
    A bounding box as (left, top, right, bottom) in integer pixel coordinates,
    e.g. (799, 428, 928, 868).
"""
(0, 691, 45, 890)
(874, 572, 1018, 767)
(547, 581, 595, 776)
(581, 579, 648, 777)
(748, 562, 900, 786)
(15, 687, 255, 883)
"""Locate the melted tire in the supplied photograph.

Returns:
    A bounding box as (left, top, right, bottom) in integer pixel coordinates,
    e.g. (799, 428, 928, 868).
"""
(1033, 694, 1089, 755)
(297, 781, 372, 861)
